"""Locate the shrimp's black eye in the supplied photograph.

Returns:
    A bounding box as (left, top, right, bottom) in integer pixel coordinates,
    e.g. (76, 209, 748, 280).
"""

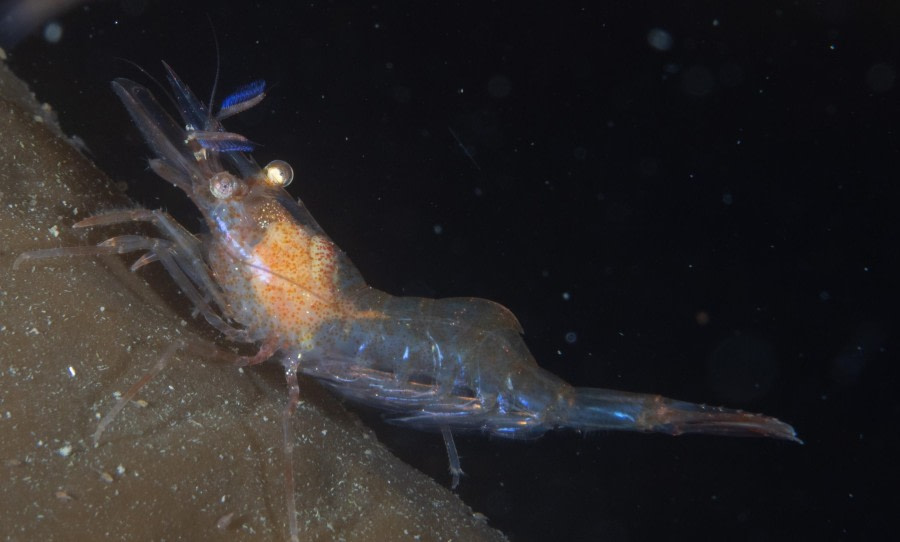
(209, 172, 242, 199)
(264, 160, 294, 188)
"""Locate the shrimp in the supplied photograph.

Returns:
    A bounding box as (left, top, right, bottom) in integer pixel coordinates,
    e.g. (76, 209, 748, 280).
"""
(13, 63, 799, 542)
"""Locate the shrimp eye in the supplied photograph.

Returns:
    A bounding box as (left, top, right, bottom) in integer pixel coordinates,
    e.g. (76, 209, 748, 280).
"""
(209, 172, 242, 199)
(264, 159, 294, 188)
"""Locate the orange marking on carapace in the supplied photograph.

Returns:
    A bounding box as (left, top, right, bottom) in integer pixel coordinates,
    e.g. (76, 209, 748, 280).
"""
(249, 221, 379, 345)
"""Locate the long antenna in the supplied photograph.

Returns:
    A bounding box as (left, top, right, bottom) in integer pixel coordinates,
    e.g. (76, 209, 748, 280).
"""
(206, 14, 221, 130)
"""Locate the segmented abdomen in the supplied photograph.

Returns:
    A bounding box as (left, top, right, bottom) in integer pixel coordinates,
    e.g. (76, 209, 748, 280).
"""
(300, 291, 575, 438)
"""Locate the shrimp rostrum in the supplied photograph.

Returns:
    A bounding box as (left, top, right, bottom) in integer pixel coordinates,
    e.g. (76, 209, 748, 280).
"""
(14, 63, 799, 541)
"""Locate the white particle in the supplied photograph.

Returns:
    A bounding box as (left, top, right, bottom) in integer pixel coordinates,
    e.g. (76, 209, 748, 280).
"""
(67, 366, 76, 377)
(57, 444, 72, 457)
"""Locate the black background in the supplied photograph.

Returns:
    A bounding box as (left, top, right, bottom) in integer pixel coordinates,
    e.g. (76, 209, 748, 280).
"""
(4, 1, 896, 540)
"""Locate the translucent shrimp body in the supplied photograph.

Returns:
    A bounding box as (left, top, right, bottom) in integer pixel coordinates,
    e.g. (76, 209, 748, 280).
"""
(15, 64, 799, 541)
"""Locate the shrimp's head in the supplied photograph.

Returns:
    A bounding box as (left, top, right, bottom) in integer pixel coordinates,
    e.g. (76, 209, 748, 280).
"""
(190, 158, 299, 254)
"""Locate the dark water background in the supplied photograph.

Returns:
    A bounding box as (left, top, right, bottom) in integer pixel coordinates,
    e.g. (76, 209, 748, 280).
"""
(5, 1, 896, 540)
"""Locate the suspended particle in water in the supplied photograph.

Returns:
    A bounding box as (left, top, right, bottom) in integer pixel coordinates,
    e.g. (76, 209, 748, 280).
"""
(647, 28, 673, 52)
(564, 331, 577, 344)
(695, 311, 710, 326)
(43, 22, 62, 43)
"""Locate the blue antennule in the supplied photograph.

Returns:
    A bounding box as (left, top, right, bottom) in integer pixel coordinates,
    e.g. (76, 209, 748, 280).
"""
(217, 79, 266, 121)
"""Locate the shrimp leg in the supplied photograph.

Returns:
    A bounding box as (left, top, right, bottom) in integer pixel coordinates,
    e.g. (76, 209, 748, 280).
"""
(14, 211, 251, 342)
(440, 425, 463, 489)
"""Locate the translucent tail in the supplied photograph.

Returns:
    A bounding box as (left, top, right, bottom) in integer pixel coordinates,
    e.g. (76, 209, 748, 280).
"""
(564, 388, 801, 443)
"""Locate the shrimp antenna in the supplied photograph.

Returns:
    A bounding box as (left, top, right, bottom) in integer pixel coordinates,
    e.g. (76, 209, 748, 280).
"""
(205, 14, 221, 127)
(201, 16, 267, 123)
(113, 57, 176, 108)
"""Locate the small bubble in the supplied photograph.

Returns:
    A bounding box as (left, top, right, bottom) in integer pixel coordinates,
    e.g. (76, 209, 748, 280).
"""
(722, 192, 733, 205)
(564, 331, 577, 344)
(433, 224, 443, 235)
(561, 292, 571, 301)
(819, 291, 831, 301)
